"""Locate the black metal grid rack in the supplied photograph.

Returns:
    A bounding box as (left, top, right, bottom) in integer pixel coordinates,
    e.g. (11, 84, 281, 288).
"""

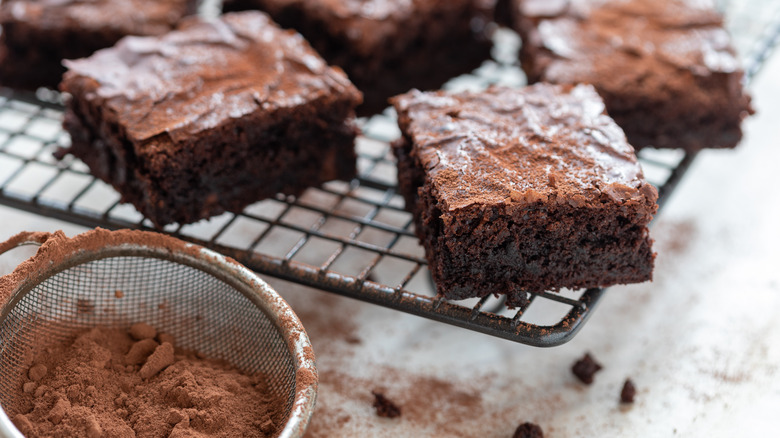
(1, 5, 779, 347)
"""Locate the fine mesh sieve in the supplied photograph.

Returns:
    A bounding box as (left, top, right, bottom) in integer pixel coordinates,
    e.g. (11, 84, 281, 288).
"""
(0, 229, 317, 438)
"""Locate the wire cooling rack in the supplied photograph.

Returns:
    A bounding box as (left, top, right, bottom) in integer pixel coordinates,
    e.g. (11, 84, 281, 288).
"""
(1, 5, 779, 347)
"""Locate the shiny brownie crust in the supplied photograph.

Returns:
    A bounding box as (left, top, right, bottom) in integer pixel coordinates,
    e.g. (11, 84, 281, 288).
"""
(223, 0, 496, 115)
(393, 84, 658, 306)
(513, 0, 753, 151)
(0, 0, 198, 90)
(61, 12, 361, 227)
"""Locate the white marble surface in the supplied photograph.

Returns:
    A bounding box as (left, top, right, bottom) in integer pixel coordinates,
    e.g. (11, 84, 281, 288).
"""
(1, 44, 779, 438)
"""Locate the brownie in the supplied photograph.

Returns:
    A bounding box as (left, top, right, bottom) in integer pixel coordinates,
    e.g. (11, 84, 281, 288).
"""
(371, 391, 401, 419)
(513, 422, 544, 438)
(392, 84, 658, 305)
(223, 0, 496, 115)
(61, 11, 362, 227)
(572, 352, 602, 384)
(513, 0, 753, 152)
(0, 0, 198, 90)
(620, 378, 637, 403)
(494, 0, 514, 26)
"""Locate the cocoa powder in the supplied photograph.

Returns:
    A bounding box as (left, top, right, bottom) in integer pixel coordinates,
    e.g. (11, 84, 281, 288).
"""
(9, 325, 280, 438)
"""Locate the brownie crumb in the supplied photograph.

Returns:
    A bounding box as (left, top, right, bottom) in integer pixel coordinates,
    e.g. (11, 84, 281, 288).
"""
(513, 422, 544, 438)
(621, 379, 637, 404)
(371, 391, 401, 418)
(345, 335, 362, 345)
(572, 353, 603, 384)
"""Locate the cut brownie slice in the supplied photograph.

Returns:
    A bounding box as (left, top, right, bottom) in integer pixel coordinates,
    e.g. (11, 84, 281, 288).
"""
(0, 0, 198, 90)
(392, 84, 658, 306)
(61, 11, 362, 227)
(513, 0, 753, 152)
(223, 0, 496, 115)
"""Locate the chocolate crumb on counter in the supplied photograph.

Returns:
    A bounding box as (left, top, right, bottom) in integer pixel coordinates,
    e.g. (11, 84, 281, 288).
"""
(621, 379, 637, 404)
(572, 352, 603, 385)
(513, 421, 544, 438)
(372, 391, 401, 418)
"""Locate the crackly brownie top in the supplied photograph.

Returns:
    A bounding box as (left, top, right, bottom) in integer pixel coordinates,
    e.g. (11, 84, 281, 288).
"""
(0, 0, 195, 35)
(63, 11, 361, 143)
(392, 84, 658, 212)
(518, 0, 742, 82)
(246, 0, 494, 56)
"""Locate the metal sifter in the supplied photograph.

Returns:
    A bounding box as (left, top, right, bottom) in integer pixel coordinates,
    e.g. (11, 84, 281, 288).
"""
(0, 229, 317, 438)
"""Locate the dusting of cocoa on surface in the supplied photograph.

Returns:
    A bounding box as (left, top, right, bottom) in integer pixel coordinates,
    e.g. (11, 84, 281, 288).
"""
(281, 287, 498, 437)
(659, 220, 697, 255)
(305, 368, 486, 437)
(292, 294, 360, 349)
(8, 325, 280, 438)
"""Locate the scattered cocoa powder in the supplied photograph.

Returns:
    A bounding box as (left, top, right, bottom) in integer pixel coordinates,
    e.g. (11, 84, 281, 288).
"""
(620, 379, 637, 404)
(572, 352, 602, 385)
(304, 366, 488, 437)
(371, 391, 401, 419)
(659, 220, 697, 255)
(9, 325, 281, 438)
(513, 422, 544, 438)
(292, 294, 360, 349)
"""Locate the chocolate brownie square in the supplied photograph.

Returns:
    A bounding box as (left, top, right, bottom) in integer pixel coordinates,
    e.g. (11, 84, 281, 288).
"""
(392, 84, 658, 306)
(61, 11, 362, 227)
(0, 0, 198, 90)
(513, 0, 753, 152)
(223, 0, 496, 115)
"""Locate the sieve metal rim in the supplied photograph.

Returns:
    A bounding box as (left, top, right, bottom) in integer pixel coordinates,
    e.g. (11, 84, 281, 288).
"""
(0, 229, 317, 438)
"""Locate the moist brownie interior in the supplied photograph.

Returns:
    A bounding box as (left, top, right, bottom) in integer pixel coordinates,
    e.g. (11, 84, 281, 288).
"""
(61, 11, 362, 227)
(393, 84, 658, 306)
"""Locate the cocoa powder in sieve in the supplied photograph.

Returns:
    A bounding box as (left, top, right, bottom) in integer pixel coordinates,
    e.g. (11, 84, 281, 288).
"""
(9, 325, 281, 438)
